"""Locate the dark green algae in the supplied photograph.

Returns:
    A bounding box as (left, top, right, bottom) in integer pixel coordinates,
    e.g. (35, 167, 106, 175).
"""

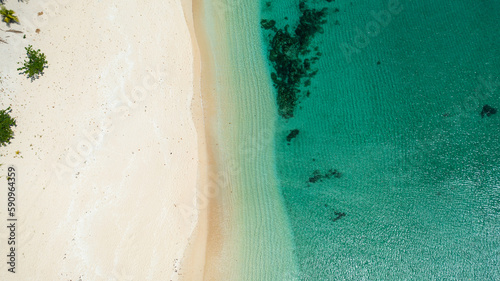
(261, 0, 331, 119)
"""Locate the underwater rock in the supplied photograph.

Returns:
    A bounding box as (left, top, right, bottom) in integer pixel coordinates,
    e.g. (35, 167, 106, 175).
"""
(325, 169, 342, 179)
(262, 1, 330, 118)
(286, 129, 300, 142)
(332, 211, 346, 222)
(481, 104, 497, 117)
(308, 168, 342, 183)
(308, 170, 322, 183)
(261, 19, 276, 30)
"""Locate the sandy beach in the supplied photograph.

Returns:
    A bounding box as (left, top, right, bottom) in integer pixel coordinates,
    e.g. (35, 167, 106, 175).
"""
(0, 0, 206, 279)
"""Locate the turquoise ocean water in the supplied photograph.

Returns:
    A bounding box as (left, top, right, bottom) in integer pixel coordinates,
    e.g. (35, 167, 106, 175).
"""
(260, 0, 500, 279)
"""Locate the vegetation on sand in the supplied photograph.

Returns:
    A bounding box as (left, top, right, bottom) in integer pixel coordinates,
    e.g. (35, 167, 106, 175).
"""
(0, 5, 19, 25)
(0, 107, 16, 146)
(18, 45, 48, 80)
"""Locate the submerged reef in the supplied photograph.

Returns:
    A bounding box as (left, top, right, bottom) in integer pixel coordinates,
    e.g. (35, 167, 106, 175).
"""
(308, 169, 342, 183)
(481, 104, 497, 118)
(332, 211, 346, 222)
(324, 204, 346, 222)
(286, 129, 300, 142)
(261, 0, 331, 118)
(260, 19, 277, 31)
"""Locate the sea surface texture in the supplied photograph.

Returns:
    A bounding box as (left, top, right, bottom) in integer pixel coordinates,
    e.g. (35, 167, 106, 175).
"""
(260, 0, 500, 279)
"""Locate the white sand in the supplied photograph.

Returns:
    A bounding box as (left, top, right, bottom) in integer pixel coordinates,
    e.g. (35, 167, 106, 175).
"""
(0, 0, 204, 279)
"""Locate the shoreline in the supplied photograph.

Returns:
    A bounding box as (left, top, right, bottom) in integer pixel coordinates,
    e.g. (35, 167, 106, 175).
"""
(177, 0, 213, 279)
(180, 0, 227, 279)
(186, 0, 300, 279)
(187, 0, 237, 278)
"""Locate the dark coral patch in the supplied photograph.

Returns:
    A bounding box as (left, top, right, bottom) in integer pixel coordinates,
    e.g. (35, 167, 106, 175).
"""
(481, 104, 497, 118)
(332, 211, 346, 222)
(308, 169, 342, 183)
(286, 129, 300, 142)
(262, 1, 330, 118)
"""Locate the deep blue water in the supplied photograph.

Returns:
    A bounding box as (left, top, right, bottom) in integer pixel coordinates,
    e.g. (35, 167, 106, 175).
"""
(261, 0, 500, 279)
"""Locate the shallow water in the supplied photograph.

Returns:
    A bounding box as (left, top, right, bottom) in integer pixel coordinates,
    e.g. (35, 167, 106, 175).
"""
(201, 0, 299, 279)
(261, 0, 500, 279)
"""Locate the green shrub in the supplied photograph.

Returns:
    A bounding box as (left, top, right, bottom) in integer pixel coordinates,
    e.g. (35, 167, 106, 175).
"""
(0, 5, 19, 25)
(0, 107, 16, 146)
(17, 45, 48, 80)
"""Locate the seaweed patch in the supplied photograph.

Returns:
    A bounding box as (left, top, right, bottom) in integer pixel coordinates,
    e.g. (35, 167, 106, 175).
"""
(261, 0, 333, 118)
(481, 104, 497, 118)
(308, 168, 342, 183)
(331, 211, 346, 222)
(286, 129, 300, 142)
